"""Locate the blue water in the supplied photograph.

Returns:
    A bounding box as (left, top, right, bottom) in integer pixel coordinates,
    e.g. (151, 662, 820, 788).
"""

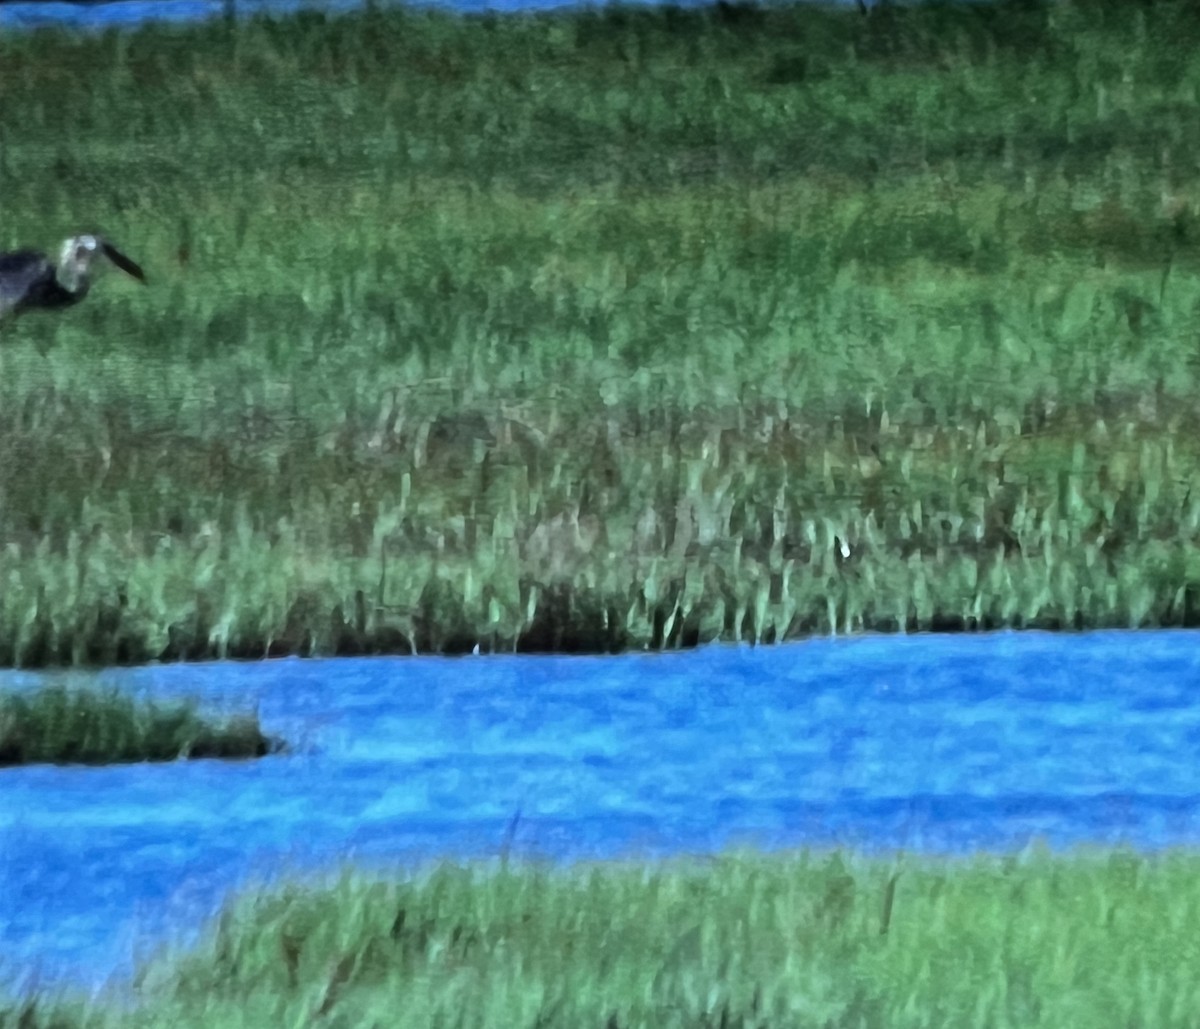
(0, 0, 870, 32)
(2, 630, 1200, 991)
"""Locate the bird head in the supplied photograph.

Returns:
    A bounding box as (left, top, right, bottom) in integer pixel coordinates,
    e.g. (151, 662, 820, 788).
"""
(57, 234, 147, 292)
(57, 235, 100, 292)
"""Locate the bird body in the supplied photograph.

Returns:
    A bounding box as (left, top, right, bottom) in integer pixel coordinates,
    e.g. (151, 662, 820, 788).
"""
(0, 235, 145, 320)
(0, 250, 83, 317)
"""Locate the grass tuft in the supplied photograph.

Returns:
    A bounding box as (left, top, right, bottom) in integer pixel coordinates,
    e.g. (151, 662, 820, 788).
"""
(0, 684, 281, 766)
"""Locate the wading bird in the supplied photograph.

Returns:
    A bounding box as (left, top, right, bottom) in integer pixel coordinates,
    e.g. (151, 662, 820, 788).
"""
(0, 234, 146, 321)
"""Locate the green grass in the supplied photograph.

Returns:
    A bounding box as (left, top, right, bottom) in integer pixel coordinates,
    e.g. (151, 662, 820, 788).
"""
(1, 0, 1200, 662)
(7, 845, 1200, 1027)
(0, 683, 280, 764)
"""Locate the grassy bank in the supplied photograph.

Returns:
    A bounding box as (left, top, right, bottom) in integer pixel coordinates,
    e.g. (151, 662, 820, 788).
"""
(6, 846, 1200, 1026)
(1, 0, 1199, 662)
(0, 683, 280, 764)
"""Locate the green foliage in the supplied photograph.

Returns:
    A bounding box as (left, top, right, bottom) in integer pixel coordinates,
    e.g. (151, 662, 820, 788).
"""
(0, 683, 280, 765)
(1, 0, 1200, 661)
(8, 846, 1200, 1027)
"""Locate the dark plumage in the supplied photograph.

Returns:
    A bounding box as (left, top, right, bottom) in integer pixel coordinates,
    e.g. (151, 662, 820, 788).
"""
(0, 234, 146, 320)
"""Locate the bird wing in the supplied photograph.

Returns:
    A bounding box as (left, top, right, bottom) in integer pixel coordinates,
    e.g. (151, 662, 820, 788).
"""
(0, 250, 54, 316)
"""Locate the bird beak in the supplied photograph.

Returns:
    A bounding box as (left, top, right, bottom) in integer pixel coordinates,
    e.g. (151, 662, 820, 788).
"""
(101, 241, 147, 284)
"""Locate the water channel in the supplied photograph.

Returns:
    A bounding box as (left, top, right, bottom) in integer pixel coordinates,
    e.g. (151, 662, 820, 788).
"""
(3, 630, 1199, 990)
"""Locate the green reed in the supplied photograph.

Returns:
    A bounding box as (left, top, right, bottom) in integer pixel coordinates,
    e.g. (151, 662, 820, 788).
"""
(0, 683, 280, 764)
(7, 845, 1200, 1027)
(0, 0, 1198, 662)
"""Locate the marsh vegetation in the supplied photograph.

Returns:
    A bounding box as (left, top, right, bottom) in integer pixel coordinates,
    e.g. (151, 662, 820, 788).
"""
(0, 683, 279, 765)
(0, 0, 1198, 663)
(5, 846, 1199, 1027)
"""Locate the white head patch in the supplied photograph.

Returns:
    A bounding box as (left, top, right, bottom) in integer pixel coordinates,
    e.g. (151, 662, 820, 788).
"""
(56, 235, 102, 291)
(61, 234, 99, 264)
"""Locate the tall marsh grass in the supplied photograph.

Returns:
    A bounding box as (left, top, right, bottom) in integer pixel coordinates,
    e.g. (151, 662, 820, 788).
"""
(0, 683, 280, 764)
(0, 0, 1199, 661)
(6, 846, 1200, 1027)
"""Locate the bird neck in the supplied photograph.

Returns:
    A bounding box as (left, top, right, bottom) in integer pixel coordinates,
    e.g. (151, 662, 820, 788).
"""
(55, 261, 89, 296)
